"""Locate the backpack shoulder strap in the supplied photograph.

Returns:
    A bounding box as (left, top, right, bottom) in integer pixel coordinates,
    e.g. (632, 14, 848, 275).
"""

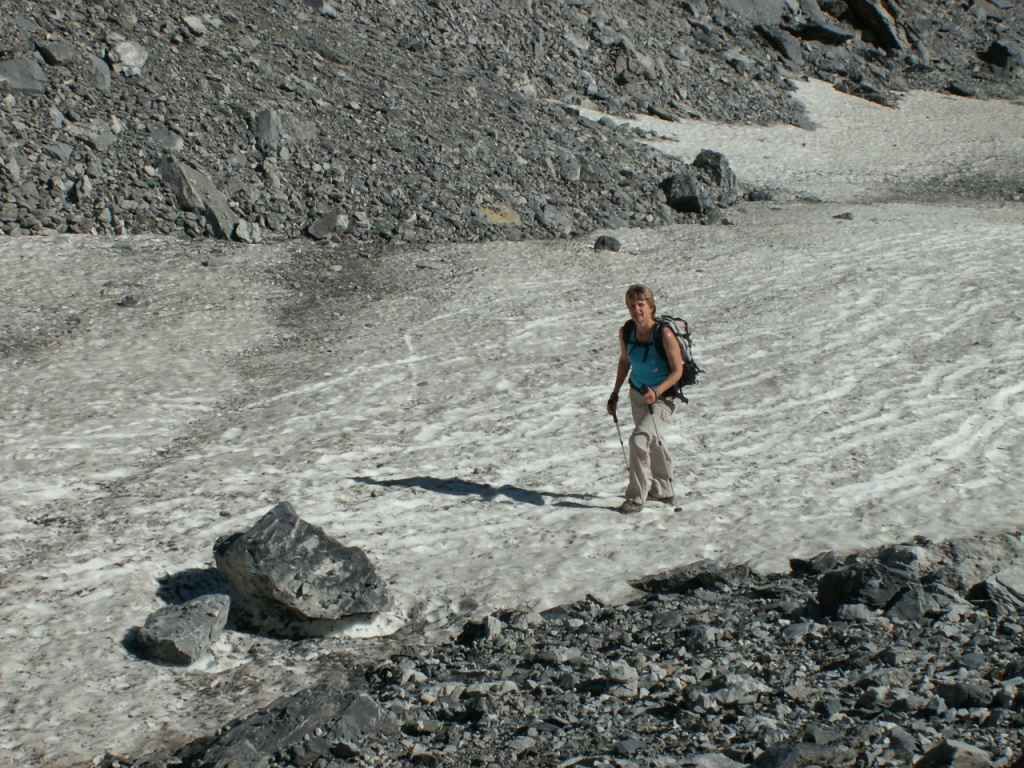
(652, 317, 669, 361)
(620, 319, 635, 344)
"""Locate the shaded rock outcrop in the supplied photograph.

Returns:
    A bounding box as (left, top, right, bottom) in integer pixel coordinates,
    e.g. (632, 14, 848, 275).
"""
(163, 687, 398, 768)
(122, 529, 1024, 768)
(2, 0, 1022, 241)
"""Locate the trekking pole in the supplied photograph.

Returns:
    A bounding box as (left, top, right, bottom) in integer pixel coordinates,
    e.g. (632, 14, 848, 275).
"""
(612, 411, 629, 472)
(641, 386, 664, 447)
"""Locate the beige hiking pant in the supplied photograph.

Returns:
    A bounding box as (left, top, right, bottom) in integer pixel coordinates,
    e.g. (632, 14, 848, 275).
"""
(625, 388, 677, 504)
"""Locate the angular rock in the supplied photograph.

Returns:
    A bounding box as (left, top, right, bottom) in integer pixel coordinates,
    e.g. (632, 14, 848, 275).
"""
(36, 40, 80, 67)
(82, 53, 112, 90)
(150, 128, 184, 152)
(791, 550, 841, 575)
(594, 235, 621, 252)
(159, 157, 239, 239)
(935, 681, 993, 709)
(0, 59, 48, 94)
(254, 107, 282, 153)
(630, 559, 757, 594)
(457, 615, 504, 646)
(817, 561, 918, 615)
(182, 15, 208, 37)
(234, 219, 261, 244)
(107, 41, 149, 76)
(80, 118, 118, 153)
(756, 24, 805, 64)
(980, 41, 1024, 76)
(214, 501, 389, 637)
(844, 0, 909, 50)
(715, 0, 787, 25)
(966, 565, 1024, 616)
(990, 566, 1024, 602)
(662, 169, 712, 214)
(884, 584, 937, 622)
(44, 142, 73, 163)
(537, 204, 573, 237)
(915, 740, 992, 768)
(555, 151, 581, 183)
(933, 535, 1024, 592)
(786, 15, 855, 45)
(136, 594, 230, 666)
(751, 740, 835, 768)
(69, 175, 93, 204)
(307, 209, 350, 240)
(693, 149, 739, 202)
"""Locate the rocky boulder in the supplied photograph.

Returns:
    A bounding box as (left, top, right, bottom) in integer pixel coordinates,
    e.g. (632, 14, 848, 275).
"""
(661, 149, 740, 215)
(136, 594, 230, 666)
(214, 501, 389, 637)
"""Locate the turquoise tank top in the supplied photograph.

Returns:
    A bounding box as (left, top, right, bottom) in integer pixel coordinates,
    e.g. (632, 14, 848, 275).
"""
(626, 325, 669, 390)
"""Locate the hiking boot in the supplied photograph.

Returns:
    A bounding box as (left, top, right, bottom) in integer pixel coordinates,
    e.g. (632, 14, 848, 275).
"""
(650, 494, 676, 505)
(618, 500, 643, 514)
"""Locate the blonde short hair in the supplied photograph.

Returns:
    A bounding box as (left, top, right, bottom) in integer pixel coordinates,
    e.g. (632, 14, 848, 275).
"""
(625, 284, 655, 311)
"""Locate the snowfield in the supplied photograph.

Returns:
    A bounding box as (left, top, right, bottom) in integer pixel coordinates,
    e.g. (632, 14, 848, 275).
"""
(1, 80, 1023, 766)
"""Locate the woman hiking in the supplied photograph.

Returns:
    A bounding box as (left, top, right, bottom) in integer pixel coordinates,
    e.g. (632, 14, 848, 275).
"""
(606, 284, 684, 514)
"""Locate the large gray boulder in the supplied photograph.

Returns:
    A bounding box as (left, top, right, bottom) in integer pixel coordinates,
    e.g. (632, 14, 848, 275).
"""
(214, 502, 389, 637)
(136, 594, 230, 666)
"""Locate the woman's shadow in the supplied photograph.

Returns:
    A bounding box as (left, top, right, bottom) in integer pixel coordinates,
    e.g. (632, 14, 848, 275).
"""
(352, 475, 603, 508)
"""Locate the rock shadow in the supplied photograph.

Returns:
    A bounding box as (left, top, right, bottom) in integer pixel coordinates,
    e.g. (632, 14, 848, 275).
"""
(156, 567, 231, 605)
(353, 475, 590, 507)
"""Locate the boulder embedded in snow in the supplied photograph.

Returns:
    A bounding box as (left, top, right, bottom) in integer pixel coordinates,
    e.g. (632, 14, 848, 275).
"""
(214, 501, 389, 637)
(136, 594, 230, 665)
